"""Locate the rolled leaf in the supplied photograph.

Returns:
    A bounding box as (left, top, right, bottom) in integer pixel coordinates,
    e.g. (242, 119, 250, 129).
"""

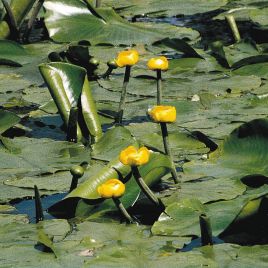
(39, 62, 102, 143)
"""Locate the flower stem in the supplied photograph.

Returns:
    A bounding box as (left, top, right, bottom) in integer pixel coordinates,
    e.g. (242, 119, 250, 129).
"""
(1, 0, 18, 38)
(131, 166, 163, 209)
(225, 14, 241, 43)
(156, 69, 162, 105)
(66, 107, 78, 143)
(34, 185, 44, 223)
(160, 122, 180, 184)
(23, 0, 44, 41)
(101, 66, 113, 79)
(112, 197, 135, 223)
(199, 213, 213, 246)
(115, 65, 131, 124)
(95, 0, 101, 8)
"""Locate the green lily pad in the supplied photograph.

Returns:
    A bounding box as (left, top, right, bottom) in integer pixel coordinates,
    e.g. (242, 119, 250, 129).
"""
(44, 0, 170, 45)
(152, 186, 268, 237)
(163, 177, 246, 205)
(184, 118, 268, 179)
(91, 126, 138, 161)
(0, 40, 30, 66)
(195, 243, 268, 268)
(211, 40, 265, 68)
(126, 122, 209, 161)
(0, 110, 20, 134)
(0, 136, 90, 175)
(233, 62, 268, 78)
(102, 0, 228, 17)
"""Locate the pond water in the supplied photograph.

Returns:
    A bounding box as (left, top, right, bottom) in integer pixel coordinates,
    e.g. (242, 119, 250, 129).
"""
(11, 193, 67, 223)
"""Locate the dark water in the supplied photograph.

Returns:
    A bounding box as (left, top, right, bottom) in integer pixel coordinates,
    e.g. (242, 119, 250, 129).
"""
(11, 193, 67, 223)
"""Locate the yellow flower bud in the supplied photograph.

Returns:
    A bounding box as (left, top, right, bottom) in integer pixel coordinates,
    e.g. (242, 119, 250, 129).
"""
(147, 56, 168, 71)
(119, 146, 150, 166)
(115, 50, 139, 68)
(148, 105, 176, 123)
(97, 179, 125, 199)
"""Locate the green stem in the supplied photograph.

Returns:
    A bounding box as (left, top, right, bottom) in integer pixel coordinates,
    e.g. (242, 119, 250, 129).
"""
(34, 185, 44, 223)
(102, 66, 113, 79)
(1, 0, 18, 37)
(112, 197, 135, 223)
(69, 176, 78, 192)
(24, 0, 44, 41)
(69, 165, 84, 192)
(95, 0, 101, 8)
(225, 14, 241, 43)
(160, 122, 180, 184)
(131, 166, 162, 208)
(115, 65, 131, 124)
(67, 107, 78, 143)
(156, 69, 162, 105)
(199, 214, 213, 246)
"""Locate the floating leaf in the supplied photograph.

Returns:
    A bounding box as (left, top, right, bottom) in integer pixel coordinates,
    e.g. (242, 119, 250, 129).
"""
(184, 119, 268, 179)
(102, 0, 228, 17)
(44, 0, 169, 45)
(0, 110, 20, 134)
(92, 126, 138, 161)
(152, 186, 268, 237)
(0, 40, 30, 66)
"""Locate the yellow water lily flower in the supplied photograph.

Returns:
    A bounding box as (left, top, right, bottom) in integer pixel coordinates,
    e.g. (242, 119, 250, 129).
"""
(119, 146, 150, 166)
(147, 56, 168, 71)
(115, 50, 139, 67)
(97, 179, 125, 198)
(148, 105, 176, 123)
